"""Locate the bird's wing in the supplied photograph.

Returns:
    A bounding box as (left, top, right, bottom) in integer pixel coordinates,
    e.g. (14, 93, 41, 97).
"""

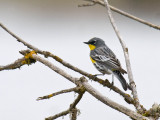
(91, 46, 127, 74)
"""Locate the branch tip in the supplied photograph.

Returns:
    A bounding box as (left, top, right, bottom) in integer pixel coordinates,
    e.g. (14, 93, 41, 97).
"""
(37, 87, 80, 101)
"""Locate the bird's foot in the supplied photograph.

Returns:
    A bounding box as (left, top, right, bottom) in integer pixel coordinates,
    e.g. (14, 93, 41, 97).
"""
(94, 74, 104, 77)
(91, 74, 104, 79)
(109, 81, 114, 91)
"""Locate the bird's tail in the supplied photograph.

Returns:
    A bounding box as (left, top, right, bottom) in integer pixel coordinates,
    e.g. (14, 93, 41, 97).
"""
(113, 70, 131, 91)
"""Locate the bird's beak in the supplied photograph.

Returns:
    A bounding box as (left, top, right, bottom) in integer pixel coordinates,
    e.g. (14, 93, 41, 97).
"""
(83, 42, 89, 44)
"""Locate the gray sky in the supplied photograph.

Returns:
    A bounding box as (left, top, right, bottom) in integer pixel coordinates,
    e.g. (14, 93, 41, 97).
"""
(0, 0, 160, 120)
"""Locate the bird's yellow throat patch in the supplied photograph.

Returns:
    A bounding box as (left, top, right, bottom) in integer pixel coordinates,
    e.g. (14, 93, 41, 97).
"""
(88, 44, 96, 50)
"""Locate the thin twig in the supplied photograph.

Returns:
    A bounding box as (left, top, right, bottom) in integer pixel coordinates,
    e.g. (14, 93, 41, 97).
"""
(109, 5, 160, 30)
(70, 108, 78, 120)
(78, 1, 95, 7)
(0, 57, 26, 71)
(45, 109, 69, 120)
(70, 92, 84, 109)
(79, 0, 160, 30)
(0, 53, 36, 71)
(103, 0, 143, 113)
(37, 87, 80, 101)
(69, 93, 83, 120)
(46, 92, 84, 120)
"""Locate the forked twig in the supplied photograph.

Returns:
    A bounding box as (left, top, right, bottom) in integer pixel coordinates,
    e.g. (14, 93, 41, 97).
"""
(37, 87, 80, 101)
(79, 0, 160, 30)
(45, 92, 84, 120)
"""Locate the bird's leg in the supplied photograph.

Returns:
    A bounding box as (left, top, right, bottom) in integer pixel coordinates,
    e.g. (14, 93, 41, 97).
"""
(90, 73, 104, 82)
(111, 74, 114, 86)
(110, 74, 114, 91)
(93, 73, 104, 77)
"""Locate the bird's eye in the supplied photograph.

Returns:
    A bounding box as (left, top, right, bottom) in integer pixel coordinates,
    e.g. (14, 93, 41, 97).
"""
(91, 40, 96, 45)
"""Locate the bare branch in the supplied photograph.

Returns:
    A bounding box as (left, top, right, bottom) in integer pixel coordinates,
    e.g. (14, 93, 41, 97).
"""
(37, 87, 80, 101)
(0, 50, 36, 71)
(79, 0, 160, 30)
(70, 91, 84, 109)
(46, 92, 84, 120)
(78, 1, 96, 7)
(109, 5, 160, 30)
(45, 109, 69, 120)
(70, 108, 79, 120)
(80, 77, 149, 120)
(103, 0, 143, 113)
(69, 93, 84, 120)
(0, 1, 159, 119)
(0, 57, 25, 71)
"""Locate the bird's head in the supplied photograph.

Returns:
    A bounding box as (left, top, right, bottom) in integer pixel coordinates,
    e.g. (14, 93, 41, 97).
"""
(84, 37, 105, 50)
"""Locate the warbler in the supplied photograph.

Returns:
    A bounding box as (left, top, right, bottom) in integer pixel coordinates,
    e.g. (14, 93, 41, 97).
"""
(84, 37, 131, 91)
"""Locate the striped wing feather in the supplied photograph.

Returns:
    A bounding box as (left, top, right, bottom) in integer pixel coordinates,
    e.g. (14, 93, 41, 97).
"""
(91, 46, 127, 74)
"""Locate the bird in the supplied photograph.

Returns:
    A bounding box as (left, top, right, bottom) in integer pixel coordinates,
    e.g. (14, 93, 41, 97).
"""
(84, 37, 131, 91)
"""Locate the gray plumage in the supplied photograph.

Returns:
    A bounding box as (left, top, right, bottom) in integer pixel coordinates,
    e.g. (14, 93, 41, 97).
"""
(84, 37, 131, 91)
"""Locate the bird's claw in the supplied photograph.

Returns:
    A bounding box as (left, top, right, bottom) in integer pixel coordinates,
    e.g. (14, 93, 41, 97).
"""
(109, 81, 114, 91)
